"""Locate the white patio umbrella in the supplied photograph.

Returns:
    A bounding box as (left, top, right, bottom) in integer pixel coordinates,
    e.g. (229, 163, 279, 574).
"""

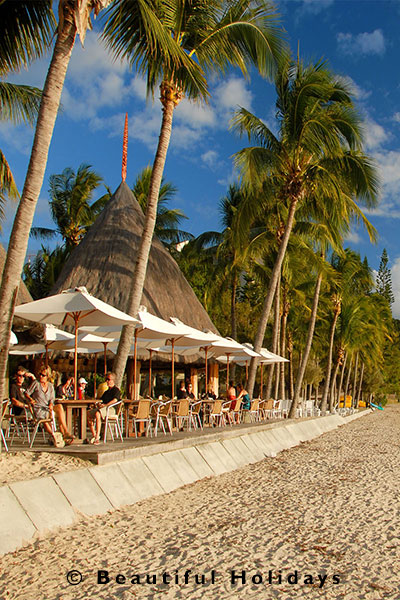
(81, 308, 187, 399)
(156, 334, 257, 391)
(9, 344, 45, 356)
(14, 287, 136, 398)
(10, 331, 18, 345)
(9, 326, 75, 358)
(242, 344, 288, 398)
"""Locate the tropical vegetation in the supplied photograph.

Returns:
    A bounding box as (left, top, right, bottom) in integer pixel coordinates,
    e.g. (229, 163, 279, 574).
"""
(1, 0, 399, 411)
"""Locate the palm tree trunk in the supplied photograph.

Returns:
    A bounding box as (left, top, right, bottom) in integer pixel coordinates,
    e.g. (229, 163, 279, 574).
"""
(0, 11, 76, 399)
(230, 271, 238, 382)
(289, 271, 322, 418)
(274, 277, 281, 399)
(280, 290, 289, 401)
(344, 355, 353, 405)
(352, 352, 359, 408)
(248, 196, 299, 396)
(336, 351, 347, 406)
(328, 359, 340, 412)
(265, 289, 280, 399)
(287, 330, 294, 398)
(231, 271, 238, 340)
(356, 362, 364, 408)
(113, 91, 177, 386)
(320, 308, 341, 415)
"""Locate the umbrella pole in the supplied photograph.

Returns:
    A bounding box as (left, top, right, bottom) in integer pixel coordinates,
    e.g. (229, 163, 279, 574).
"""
(45, 344, 49, 368)
(133, 329, 138, 401)
(103, 342, 108, 374)
(149, 349, 153, 397)
(94, 354, 97, 398)
(260, 362, 264, 399)
(245, 360, 248, 384)
(226, 354, 230, 392)
(205, 346, 208, 393)
(171, 339, 175, 399)
(74, 314, 80, 400)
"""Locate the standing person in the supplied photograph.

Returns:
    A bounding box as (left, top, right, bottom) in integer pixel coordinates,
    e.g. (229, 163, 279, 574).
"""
(227, 381, 237, 410)
(24, 368, 72, 446)
(88, 372, 120, 445)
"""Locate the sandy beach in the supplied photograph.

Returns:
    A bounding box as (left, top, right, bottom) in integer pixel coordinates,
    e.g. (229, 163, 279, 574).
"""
(1, 406, 399, 599)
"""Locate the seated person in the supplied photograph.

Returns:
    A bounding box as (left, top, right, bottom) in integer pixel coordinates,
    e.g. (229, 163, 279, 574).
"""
(187, 382, 196, 401)
(10, 367, 32, 416)
(176, 380, 188, 399)
(237, 383, 251, 410)
(56, 373, 74, 399)
(24, 368, 73, 445)
(88, 372, 120, 445)
(203, 384, 217, 400)
(77, 377, 88, 400)
(96, 379, 109, 399)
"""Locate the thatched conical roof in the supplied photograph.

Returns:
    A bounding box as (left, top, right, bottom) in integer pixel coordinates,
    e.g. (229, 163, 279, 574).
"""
(52, 182, 218, 333)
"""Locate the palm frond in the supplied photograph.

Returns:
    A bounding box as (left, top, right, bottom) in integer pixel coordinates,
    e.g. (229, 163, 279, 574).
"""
(0, 0, 55, 76)
(0, 82, 42, 125)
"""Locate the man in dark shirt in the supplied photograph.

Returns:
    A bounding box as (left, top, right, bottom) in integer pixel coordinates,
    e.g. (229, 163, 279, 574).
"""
(88, 372, 120, 444)
(10, 368, 32, 416)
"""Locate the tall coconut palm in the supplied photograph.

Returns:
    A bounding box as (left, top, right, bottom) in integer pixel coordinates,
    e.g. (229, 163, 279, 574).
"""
(232, 56, 380, 396)
(103, 0, 288, 385)
(320, 249, 374, 413)
(0, 0, 111, 399)
(30, 163, 104, 250)
(0, 0, 55, 210)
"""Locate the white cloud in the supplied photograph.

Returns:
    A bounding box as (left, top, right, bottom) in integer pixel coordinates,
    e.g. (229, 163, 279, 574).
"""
(213, 78, 253, 113)
(175, 98, 215, 128)
(299, 0, 334, 14)
(363, 117, 389, 151)
(344, 231, 362, 245)
(0, 122, 33, 156)
(337, 75, 371, 102)
(337, 29, 386, 57)
(393, 112, 400, 124)
(201, 150, 219, 169)
(375, 150, 400, 191)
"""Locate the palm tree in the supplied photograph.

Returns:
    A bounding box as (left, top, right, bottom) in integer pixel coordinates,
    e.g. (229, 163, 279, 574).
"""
(0, 0, 55, 210)
(103, 0, 287, 386)
(31, 163, 104, 249)
(23, 244, 68, 300)
(189, 183, 251, 340)
(320, 250, 374, 413)
(133, 166, 193, 248)
(0, 0, 111, 398)
(232, 56, 380, 396)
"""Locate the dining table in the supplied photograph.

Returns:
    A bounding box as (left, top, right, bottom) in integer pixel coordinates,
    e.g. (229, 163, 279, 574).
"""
(60, 398, 133, 441)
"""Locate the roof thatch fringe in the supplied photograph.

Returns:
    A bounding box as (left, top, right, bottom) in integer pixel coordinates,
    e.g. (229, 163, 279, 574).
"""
(0, 243, 35, 330)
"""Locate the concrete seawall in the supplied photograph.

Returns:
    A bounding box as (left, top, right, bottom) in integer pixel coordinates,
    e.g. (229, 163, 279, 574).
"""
(0, 410, 370, 556)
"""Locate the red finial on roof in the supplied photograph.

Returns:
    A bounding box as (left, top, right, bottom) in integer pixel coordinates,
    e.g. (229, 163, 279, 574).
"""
(121, 112, 128, 182)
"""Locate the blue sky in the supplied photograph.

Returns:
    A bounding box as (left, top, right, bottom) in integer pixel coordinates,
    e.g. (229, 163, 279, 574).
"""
(2, 0, 400, 313)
